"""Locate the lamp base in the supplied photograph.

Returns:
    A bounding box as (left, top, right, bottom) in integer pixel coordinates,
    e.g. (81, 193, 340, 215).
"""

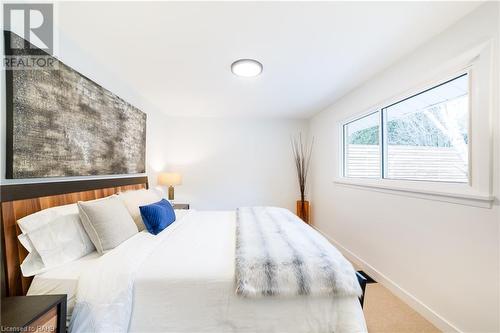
(168, 186, 175, 200)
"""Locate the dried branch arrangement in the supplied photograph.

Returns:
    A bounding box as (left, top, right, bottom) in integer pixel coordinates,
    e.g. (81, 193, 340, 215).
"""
(291, 133, 314, 203)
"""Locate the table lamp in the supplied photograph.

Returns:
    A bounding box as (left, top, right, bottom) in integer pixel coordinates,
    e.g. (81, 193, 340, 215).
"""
(158, 172, 182, 201)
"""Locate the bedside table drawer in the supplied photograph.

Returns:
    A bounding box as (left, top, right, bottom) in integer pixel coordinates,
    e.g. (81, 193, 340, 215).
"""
(28, 307, 57, 332)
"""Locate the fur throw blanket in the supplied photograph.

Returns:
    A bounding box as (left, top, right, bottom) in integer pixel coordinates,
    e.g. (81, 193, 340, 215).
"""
(235, 207, 362, 298)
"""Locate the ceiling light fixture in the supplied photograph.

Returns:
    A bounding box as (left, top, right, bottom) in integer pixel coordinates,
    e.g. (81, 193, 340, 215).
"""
(231, 59, 263, 77)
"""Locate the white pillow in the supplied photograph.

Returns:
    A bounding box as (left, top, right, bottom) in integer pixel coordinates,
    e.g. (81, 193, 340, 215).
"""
(17, 203, 78, 234)
(117, 189, 162, 231)
(18, 234, 45, 276)
(20, 251, 45, 277)
(174, 209, 190, 221)
(18, 233, 33, 253)
(78, 195, 138, 254)
(27, 214, 95, 267)
(17, 204, 95, 277)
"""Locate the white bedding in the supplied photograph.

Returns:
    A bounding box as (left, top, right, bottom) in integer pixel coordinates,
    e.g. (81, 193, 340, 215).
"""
(29, 210, 367, 333)
(27, 251, 100, 323)
(27, 210, 191, 323)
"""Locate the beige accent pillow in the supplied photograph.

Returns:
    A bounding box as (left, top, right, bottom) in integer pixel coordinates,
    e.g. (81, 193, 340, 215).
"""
(77, 195, 138, 254)
(117, 189, 162, 231)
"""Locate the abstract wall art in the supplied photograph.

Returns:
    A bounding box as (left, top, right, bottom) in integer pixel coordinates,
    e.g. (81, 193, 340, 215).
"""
(4, 31, 146, 178)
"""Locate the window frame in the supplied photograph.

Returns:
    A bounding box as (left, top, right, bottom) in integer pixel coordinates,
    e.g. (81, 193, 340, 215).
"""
(341, 71, 471, 183)
(336, 43, 495, 208)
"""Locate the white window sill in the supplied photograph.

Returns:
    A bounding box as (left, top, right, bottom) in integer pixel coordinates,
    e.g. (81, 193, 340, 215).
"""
(333, 178, 494, 208)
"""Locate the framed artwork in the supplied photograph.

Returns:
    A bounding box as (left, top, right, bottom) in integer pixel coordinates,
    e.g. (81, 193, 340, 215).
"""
(4, 31, 146, 178)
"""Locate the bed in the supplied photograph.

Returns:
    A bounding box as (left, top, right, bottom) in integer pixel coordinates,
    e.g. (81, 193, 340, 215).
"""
(1, 177, 367, 333)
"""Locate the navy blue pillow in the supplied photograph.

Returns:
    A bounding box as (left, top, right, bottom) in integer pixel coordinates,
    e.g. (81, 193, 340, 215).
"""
(139, 199, 176, 235)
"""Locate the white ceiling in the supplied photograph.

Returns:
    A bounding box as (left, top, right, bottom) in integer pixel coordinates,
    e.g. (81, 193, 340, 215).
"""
(56, 1, 482, 118)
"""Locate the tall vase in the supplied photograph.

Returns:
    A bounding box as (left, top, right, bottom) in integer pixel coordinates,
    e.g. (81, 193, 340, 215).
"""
(296, 200, 310, 224)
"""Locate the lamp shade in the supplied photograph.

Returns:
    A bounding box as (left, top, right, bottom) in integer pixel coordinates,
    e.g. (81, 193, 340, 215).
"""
(158, 172, 182, 186)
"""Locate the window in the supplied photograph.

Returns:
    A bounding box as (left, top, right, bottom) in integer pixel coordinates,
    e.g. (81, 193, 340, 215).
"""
(342, 73, 469, 183)
(343, 112, 380, 178)
(384, 74, 469, 182)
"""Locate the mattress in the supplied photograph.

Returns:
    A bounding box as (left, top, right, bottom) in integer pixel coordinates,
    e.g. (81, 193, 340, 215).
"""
(28, 209, 367, 332)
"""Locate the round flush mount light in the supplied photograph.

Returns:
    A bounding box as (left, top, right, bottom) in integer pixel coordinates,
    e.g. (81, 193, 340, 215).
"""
(231, 59, 263, 77)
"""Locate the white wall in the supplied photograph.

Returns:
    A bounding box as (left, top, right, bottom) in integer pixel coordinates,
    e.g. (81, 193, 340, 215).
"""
(147, 114, 307, 210)
(309, 3, 499, 332)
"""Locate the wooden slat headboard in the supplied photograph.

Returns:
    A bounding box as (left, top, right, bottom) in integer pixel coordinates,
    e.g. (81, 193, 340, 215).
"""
(0, 176, 148, 296)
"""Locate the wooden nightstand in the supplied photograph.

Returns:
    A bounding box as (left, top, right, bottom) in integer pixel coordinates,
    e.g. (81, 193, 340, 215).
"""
(173, 203, 190, 210)
(1, 295, 67, 333)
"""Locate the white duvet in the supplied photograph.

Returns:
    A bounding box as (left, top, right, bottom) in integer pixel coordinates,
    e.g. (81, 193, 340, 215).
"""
(66, 210, 366, 333)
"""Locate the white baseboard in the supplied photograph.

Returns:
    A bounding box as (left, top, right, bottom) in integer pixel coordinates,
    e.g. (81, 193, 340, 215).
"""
(312, 225, 462, 333)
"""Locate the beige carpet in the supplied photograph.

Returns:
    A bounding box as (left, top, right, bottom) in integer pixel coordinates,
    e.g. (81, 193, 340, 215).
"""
(363, 283, 441, 333)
